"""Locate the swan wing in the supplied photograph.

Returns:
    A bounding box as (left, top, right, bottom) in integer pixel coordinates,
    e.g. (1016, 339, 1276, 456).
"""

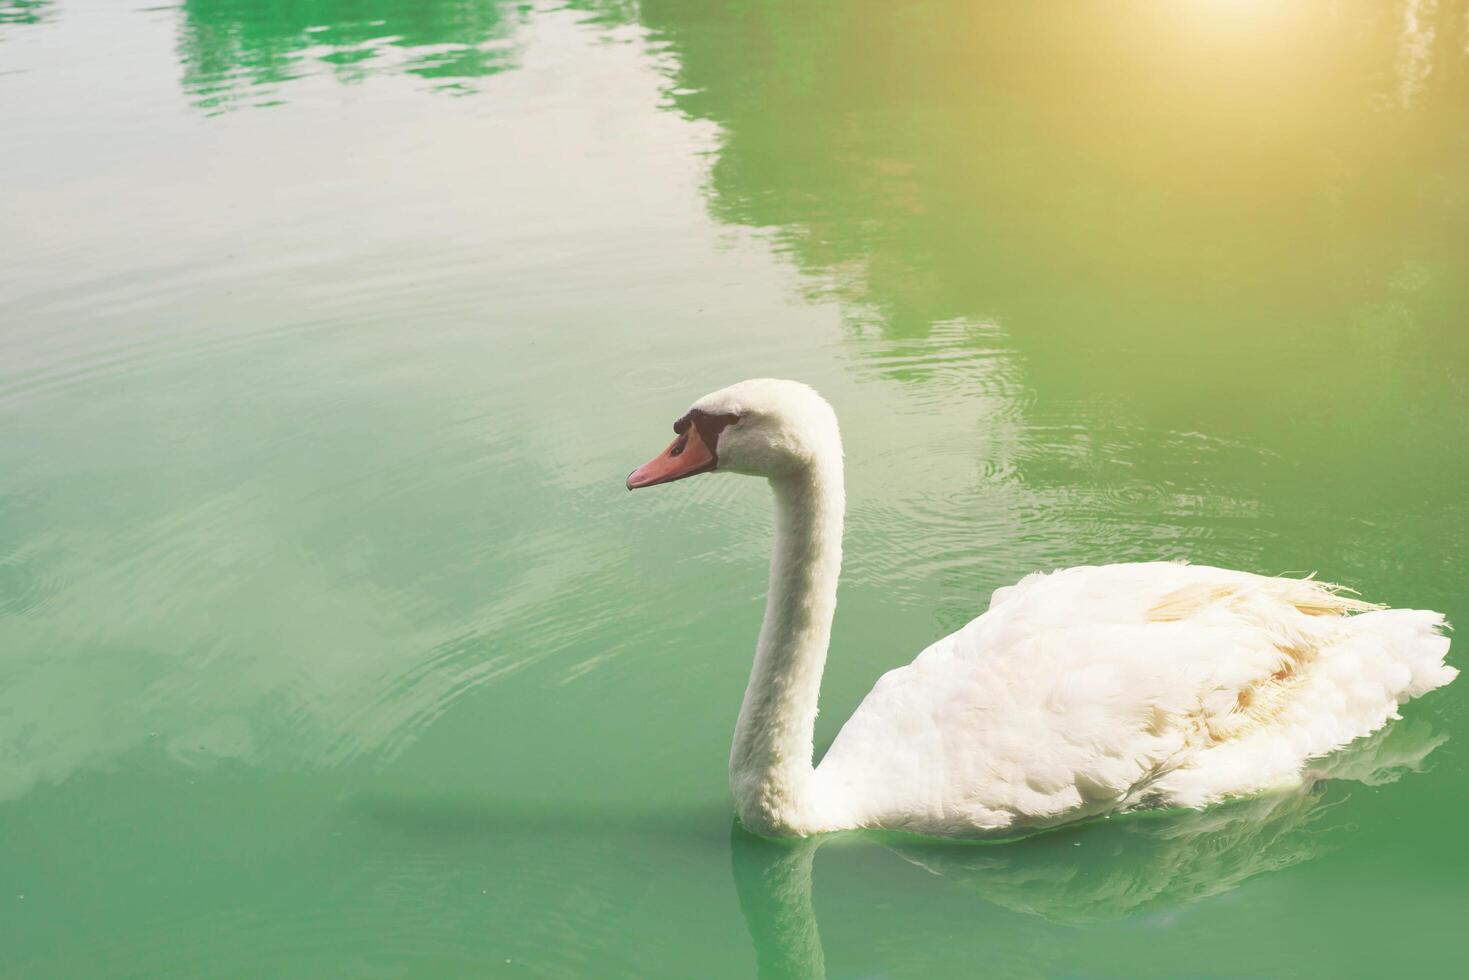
(813, 562, 1454, 836)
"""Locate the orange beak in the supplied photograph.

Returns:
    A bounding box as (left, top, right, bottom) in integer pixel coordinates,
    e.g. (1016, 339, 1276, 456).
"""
(627, 423, 717, 490)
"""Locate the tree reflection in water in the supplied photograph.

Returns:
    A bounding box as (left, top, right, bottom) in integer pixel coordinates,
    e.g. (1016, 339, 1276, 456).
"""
(176, 0, 531, 110)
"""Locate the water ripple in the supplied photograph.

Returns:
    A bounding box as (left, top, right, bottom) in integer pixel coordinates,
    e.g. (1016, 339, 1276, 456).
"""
(0, 545, 62, 618)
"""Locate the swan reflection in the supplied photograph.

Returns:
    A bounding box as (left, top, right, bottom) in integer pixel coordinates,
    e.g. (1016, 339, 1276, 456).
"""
(732, 719, 1444, 976)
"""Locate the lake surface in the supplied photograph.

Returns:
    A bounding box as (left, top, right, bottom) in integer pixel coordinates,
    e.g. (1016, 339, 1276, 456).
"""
(2, 0, 1467, 976)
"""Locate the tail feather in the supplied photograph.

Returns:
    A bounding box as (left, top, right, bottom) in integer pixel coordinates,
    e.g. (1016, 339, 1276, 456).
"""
(1350, 608, 1457, 699)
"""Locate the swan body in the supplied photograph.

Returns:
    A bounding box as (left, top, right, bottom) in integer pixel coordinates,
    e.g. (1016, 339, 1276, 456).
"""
(627, 379, 1456, 838)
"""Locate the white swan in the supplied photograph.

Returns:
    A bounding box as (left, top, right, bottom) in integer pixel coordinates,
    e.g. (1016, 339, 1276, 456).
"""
(626, 378, 1456, 838)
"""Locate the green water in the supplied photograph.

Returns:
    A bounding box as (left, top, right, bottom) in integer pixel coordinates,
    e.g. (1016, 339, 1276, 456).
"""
(2, 0, 1467, 975)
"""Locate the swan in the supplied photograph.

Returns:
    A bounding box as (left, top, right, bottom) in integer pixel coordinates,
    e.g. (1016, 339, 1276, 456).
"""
(626, 378, 1456, 838)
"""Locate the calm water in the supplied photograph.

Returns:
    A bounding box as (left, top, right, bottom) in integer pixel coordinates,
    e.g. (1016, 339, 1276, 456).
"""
(2, 0, 1468, 976)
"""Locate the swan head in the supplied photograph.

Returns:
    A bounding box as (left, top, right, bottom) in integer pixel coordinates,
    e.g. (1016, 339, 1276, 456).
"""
(627, 378, 841, 489)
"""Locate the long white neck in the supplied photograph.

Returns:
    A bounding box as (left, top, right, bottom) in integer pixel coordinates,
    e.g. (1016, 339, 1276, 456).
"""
(729, 454, 844, 836)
